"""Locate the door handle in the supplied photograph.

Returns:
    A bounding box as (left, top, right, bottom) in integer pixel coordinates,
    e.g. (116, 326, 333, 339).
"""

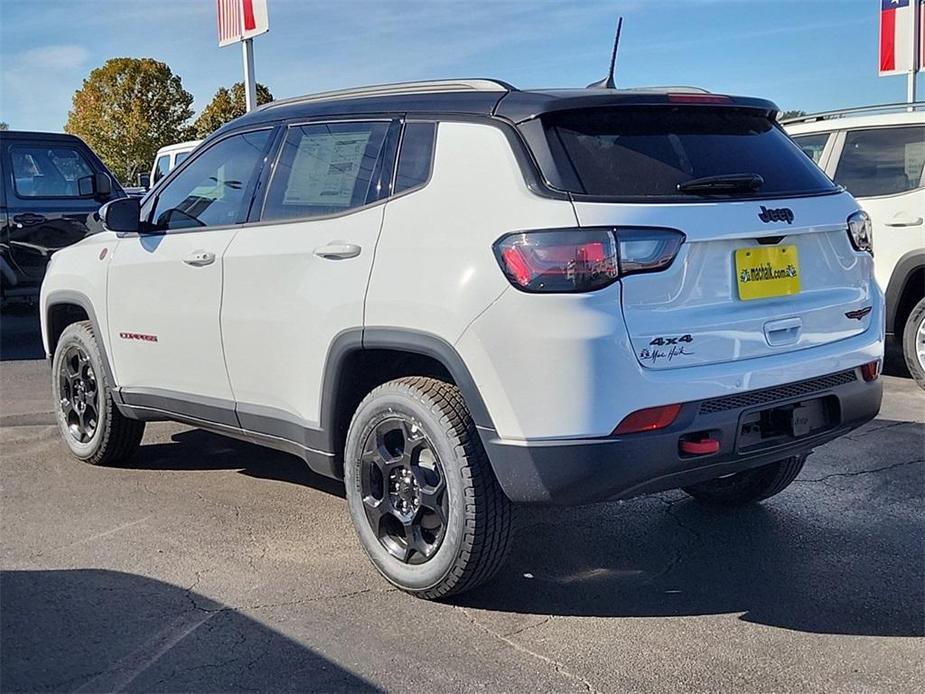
(884, 213, 923, 227)
(314, 242, 361, 260)
(182, 250, 215, 267)
(12, 213, 46, 228)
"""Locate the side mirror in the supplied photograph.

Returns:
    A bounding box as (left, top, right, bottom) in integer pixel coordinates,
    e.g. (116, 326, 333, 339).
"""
(77, 172, 113, 200)
(137, 173, 151, 190)
(99, 197, 140, 234)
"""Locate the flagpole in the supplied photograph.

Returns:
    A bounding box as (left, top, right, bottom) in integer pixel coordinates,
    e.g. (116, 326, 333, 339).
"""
(908, 0, 920, 108)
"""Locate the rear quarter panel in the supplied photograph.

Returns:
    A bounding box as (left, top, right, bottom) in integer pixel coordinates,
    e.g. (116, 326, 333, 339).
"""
(364, 121, 576, 343)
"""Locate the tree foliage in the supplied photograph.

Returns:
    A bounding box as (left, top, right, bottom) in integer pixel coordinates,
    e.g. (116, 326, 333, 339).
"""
(0, 122, 8, 131)
(780, 110, 807, 121)
(64, 58, 194, 182)
(192, 82, 273, 138)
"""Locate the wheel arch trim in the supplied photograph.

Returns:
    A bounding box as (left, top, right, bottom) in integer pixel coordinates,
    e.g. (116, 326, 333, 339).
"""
(44, 289, 120, 398)
(885, 250, 925, 335)
(320, 327, 497, 436)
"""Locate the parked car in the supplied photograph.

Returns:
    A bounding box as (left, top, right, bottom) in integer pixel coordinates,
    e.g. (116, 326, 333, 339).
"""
(41, 79, 883, 599)
(142, 139, 202, 189)
(785, 104, 925, 388)
(0, 131, 124, 303)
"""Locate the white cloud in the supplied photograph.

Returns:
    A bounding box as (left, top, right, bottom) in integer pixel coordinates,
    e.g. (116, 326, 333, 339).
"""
(19, 45, 90, 71)
(0, 44, 91, 131)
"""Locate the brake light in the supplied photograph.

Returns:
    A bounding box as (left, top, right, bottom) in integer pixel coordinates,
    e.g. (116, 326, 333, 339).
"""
(860, 360, 880, 382)
(667, 93, 732, 104)
(613, 403, 682, 435)
(494, 228, 684, 293)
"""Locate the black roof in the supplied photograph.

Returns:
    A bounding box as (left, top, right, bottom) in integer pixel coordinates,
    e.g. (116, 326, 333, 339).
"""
(216, 80, 780, 138)
(0, 130, 87, 142)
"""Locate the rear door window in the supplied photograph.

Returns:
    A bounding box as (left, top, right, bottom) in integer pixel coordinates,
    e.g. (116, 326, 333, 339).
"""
(833, 126, 925, 198)
(791, 132, 831, 165)
(262, 121, 390, 221)
(10, 145, 94, 198)
(530, 107, 838, 200)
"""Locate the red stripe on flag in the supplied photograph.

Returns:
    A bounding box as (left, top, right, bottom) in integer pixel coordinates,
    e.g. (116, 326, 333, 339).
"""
(881, 8, 896, 72)
(243, 0, 256, 31)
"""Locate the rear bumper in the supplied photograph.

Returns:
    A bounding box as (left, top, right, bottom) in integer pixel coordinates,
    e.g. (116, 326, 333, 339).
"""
(482, 368, 882, 505)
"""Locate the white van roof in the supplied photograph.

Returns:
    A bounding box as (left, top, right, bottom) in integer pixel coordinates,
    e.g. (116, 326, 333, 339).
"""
(155, 140, 203, 157)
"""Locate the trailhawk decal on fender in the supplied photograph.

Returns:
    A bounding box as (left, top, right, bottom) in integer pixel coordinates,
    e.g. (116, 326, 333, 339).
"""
(119, 332, 158, 343)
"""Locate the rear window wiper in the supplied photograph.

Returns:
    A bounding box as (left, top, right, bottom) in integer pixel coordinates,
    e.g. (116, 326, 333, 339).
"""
(677, 173, 764, 194)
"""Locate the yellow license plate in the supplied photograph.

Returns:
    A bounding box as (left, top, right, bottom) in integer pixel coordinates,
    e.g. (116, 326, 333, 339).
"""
(735, 245, 800, 301)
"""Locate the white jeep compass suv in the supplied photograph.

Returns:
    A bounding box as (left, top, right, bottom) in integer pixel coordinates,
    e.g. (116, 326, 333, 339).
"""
(41, 79, 884, 599)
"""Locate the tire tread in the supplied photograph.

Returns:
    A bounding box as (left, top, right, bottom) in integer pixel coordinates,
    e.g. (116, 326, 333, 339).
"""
(55, 321, 144, 466)
(349, 376, 513, 599)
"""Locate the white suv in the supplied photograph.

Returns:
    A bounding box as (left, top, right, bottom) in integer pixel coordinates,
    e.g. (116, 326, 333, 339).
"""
(785, 105, 924, 387)
(41, 80, 884, 598)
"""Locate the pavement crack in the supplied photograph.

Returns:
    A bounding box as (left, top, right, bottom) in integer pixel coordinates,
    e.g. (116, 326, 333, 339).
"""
(456, 606, 600, 693)
(503, 616, 551, 638)
(796, 459, 923, 484)
(843, 421, 913, 440)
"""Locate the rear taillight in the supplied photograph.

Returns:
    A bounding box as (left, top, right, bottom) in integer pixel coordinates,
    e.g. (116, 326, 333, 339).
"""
(847, 211, 873, 255)
(861, 360, 880, 382)
(613, 403, 682, 435)
(494, 227, 684, 293)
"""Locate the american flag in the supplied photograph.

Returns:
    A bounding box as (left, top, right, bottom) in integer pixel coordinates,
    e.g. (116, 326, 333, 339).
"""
(217, 0, 268, 47)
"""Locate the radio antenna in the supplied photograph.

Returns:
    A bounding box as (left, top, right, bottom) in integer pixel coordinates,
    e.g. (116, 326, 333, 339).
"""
(586, 16, 622, 90)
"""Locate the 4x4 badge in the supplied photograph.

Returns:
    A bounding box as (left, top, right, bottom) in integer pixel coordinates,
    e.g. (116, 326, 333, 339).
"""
(758, 206, 794, 224)
(845, 306, 872, 321)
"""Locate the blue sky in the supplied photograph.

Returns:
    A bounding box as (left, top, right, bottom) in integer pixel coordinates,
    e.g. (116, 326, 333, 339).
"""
(1, 0, 921, 132)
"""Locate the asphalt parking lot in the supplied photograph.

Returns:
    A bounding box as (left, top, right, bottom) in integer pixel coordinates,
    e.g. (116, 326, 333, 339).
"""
(1, 322, 923, 692)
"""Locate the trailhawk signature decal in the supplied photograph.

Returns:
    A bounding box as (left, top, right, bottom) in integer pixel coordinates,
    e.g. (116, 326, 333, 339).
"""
(119, 332, 158, 343)
(845, 306, 873, 321)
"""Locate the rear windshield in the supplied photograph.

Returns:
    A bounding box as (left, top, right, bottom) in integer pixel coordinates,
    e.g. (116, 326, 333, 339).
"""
(529, 107, 838, 200)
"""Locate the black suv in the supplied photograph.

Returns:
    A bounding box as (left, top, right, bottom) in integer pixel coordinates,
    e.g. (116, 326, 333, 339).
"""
(0, 131, 124, 302)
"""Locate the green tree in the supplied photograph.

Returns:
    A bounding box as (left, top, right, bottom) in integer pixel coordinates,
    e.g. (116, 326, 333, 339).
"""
(0, 122, 9, 131)
(64, 58, 194, 183)
(192, 82, 273, 138)
(780, 110, 807, 121)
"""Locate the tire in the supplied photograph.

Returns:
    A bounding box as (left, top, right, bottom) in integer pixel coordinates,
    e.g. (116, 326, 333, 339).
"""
(902, 296, 925, 391)
(682, 454, 807, 506)
(51, 321, 145, 465)
(344, 376, 513, 599)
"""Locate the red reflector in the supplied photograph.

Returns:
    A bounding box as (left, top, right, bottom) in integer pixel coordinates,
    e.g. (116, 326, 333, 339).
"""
(614, 404, 682, 435)
(668, 93, 732, 104)
(680, 438, 720, 456)
(860, 360, 880, 382)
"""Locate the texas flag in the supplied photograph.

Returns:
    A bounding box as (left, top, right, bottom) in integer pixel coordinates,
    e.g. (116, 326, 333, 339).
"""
(879, 0, 916, 75)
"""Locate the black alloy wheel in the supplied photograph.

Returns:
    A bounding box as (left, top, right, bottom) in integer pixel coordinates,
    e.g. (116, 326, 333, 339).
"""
(359, 415, 449, 564)
(57, 344, 99, 443)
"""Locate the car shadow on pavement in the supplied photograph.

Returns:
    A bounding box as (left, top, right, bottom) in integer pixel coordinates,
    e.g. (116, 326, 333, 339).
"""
(0, 568, 379, 692)
(122, 428, 347, 499)
(455, 424, 924, 639)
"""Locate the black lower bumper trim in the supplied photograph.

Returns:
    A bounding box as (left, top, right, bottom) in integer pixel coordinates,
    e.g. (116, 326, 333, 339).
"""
(482, 371, 882, 505)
